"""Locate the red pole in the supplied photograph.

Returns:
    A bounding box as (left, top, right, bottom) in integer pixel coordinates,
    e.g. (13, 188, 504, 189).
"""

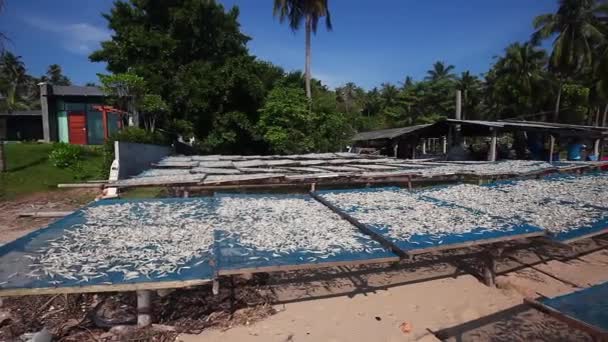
(102, 108, 108, 141)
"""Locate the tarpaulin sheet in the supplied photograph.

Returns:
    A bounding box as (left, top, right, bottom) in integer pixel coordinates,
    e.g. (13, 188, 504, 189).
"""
(0, 198, 215, 292)
(213, 193, 397, 273)
(541, 281, 608, 333)
(481, 173, 608, 242)
(315, 187, 543, 254)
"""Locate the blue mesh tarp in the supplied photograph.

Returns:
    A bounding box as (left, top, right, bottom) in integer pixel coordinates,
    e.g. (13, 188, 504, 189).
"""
(213, 193, 397, 273)
(315, 187, 543, 254)
(481, 173, 608, 242)
(541, 281, 608, 333)
(0, 198, 215, 292)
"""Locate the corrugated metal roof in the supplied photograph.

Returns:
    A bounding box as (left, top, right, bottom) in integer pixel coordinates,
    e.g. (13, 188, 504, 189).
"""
(0, 110, 41, 116)
(351, 124, 431, 141)
(502, 119, 608, 132)
(51, 85, 105, 97)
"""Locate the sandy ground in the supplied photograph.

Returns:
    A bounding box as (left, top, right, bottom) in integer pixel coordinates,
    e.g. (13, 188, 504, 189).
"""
(0, 189, 98, 243)
(179, 240, 608, 342)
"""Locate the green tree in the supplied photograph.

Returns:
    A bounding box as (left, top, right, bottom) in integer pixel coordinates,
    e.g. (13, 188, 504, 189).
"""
(0, 0, 6, 172)
(139, 94, 168, 132)
(41, 64, 71, 86)
(98, 72, 147, 125)
(0, 52, 31, 113)
(485, 42, 549, 119)
(258, 86, 313, 153)
(425, 61, 456, 82)
(532, 0, 606, 121)
(456, 71, 482, 120)
(273, 0, 332, 99)
(258, 84, 350, 153)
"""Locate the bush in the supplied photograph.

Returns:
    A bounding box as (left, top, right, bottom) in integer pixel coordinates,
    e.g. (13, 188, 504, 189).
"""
(99, 127, 170, 178)
(48, 143, 84, 168)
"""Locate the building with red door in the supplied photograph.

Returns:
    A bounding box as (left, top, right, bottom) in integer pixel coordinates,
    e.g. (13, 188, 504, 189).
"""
(40, 83, 131, 144)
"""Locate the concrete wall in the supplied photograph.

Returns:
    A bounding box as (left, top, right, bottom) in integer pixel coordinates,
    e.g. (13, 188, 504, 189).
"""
(115, 141, 171, 179)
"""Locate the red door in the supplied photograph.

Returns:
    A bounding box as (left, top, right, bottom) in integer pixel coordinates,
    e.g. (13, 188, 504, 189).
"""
(68, 112, 87, 145)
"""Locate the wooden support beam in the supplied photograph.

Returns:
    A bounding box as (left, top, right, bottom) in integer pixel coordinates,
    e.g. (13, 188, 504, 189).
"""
(442, 136, 447, 154)
(212, 279, 219, 295)
(57, 183, 104, 188)
(490, 130, 498, 162)
(18, 211, 72, 218)
(137, 290, 152, 327)
(594, 139, 600, 158)
(525, 297, 608, 340)
(549, 135, 556, 163)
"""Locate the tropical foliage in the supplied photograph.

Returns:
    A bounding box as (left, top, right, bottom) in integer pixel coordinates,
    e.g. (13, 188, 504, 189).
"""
(2, 0, 608, 159)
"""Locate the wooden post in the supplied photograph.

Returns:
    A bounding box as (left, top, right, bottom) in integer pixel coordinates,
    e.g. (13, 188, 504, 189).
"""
(422, 139, 426, 155)
(310, 183, 316, 192)
(212, 279, 219, 295)
(455, 90, 462, 145)
(490, 130, 498, 162)
(393, 143, 398, 158)
(594, 139, 600, 158)
(411, 145, 416, 159)
(137, 290, 152, 327)
(183, 188, 189, 198)
(442, 136, 447, 154)
(549, 135, 556, 163)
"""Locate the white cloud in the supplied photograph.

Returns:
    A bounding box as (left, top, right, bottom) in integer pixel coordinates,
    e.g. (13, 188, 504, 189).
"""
(22, 16, 111, 55)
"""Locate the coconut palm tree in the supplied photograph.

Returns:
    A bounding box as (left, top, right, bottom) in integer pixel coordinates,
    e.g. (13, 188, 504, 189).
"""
(457, 71, 482, 120)
(0, 52, 29, 113)
(488, 42, 549, 118)
(532, 0, 606, 122)
(425, 61, 456, 82)
(42, 64, 71, 86)
(274, 0, 332, 99)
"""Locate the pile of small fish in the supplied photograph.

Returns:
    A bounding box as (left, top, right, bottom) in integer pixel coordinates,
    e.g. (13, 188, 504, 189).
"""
(424, 179, 608, 233)
(26, 201, 215, 284)
(320, 190, 509, 242)
(414, 160, 553, 177)
(494, 174, 608, 208)
(213, 196, 376, 258)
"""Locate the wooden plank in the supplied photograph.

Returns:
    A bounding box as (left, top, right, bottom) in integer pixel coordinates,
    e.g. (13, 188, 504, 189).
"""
(218, 256, 399, 276)
(524, 297, 608, 340)
(111, 174, 204, 187)
(351, 164, 400, 170)
(310, 192, 406, 258)
(58, 183, 104, 188)
(18, 211, 73, 218)
(233, 160, 267, 168)
(0, 278, 212, 297)
(190, 167, 241, 175)
(202, 173, 284, 185)
(236, 167, 290, 173)
(404, 231, 546, 256)
(316, 165, 364, 172)
(197, 161, 234, 168)
(559, 227, 608, 244)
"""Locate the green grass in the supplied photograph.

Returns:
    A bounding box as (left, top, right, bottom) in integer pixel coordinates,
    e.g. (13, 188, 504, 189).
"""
(0, 143, 104, 199)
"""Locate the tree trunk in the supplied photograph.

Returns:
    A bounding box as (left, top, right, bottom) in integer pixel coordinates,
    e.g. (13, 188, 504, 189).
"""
(0, 141, 5, 173)
(305, 15, 312, 100)
(553, 80, 562, 123)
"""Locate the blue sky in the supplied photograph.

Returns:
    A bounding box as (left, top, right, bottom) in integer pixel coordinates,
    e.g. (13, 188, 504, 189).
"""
(1, 0, 557, 89)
